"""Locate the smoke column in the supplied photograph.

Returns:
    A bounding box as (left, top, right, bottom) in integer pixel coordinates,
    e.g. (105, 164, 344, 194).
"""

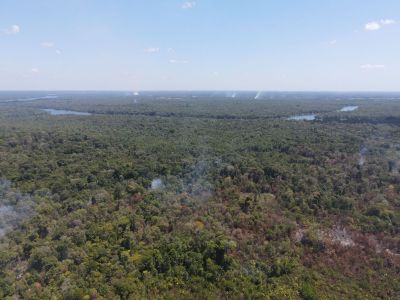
(359, 146, 367, 166)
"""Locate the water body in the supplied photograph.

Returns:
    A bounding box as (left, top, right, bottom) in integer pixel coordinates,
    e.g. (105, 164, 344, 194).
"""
(287, 114, 317, 121)
(339, 106, 359, 112)
(2, 95, 58, 103)
(43, 109, 92, 116)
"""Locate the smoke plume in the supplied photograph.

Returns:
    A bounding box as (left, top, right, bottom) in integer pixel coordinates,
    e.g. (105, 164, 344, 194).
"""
(359, 146, 367, 166)
(0, 179, 35, 237)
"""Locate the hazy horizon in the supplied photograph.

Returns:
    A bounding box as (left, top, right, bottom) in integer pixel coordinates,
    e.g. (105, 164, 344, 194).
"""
(1, 90, 400, 93)
(0, 89, 400, 94)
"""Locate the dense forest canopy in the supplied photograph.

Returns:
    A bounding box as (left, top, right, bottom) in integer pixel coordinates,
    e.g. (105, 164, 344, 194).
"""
(0, 91, 399, 299)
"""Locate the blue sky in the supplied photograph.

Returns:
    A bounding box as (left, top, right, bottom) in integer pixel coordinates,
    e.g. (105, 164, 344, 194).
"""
(0, 0, 399, 91)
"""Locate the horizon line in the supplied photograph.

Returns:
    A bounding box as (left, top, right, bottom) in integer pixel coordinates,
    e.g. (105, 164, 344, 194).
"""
(1, 90, 400, 93)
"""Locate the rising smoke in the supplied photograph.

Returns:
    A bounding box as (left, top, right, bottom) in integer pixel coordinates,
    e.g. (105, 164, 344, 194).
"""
(254, 91, 262, 99)
(149, 160, 214, 198)
(0, 179, 35, 237)
(226, 92, 237, 98)
(151, 178, 164, 190)
(359, 146, 368, 166)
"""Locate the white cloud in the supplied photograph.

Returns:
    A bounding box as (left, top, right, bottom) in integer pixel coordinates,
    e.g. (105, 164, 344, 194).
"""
(1, 24, 20, 35)
(9, 25, 20, 34)
(169, 59, 188, 64)
(144, 47, 160, 53)
(41, 42, 54, 48)
(329, 40, 337, 45)
(41, 42, 62, 55)
(30, 68, 40, 73)
(181, 1, 196, 9)
(365, 22, 381, 31)
(380, 19, 396, 25)
(360, 64, 385, 69)
(365, 19, 397, 31)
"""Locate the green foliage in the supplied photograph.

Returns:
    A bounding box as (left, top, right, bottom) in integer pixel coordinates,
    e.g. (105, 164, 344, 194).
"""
(0, 94, 399, 298)
(299, 283, 317, 300)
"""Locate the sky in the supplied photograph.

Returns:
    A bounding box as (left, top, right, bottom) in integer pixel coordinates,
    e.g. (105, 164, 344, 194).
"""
(0, 0, 399, 91)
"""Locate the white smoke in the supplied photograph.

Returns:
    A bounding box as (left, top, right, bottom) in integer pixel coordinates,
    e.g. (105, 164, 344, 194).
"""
(359, 146, 367, 166)
(182, 160, 214, 197)
(254, 91, 262, 99)
(151, 178, 164, 190)
(226, 92, 237, 98)
(0, 179, 35, 237)
(149, 161, 214, 198)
